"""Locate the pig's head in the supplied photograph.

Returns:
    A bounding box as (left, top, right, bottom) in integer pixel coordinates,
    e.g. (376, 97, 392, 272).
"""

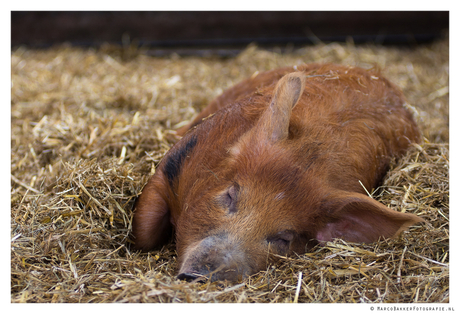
(132, 72, 423, 282)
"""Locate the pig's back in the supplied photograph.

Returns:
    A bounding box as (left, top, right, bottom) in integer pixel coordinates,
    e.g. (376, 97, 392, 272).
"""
(285, 65, 420, 192)
(181, 64, 420, 193)
(178, 64, 416, 137)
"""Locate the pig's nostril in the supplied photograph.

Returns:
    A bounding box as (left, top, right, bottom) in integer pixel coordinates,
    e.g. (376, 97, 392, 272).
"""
(177, 272, 206, 282)
(177, 272, 196, 281)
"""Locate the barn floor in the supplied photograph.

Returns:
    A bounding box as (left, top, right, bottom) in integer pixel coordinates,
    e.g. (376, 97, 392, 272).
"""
(11, 38, 448, 303)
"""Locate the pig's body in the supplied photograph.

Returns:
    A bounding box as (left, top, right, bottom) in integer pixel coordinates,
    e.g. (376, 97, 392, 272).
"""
(133, 64, 423, 282)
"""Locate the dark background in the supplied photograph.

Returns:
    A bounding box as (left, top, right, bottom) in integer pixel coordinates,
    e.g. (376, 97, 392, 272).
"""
(12, 11, 449, 54)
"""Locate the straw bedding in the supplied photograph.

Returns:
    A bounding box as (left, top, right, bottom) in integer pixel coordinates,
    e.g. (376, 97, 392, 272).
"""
(11, 38, 448, 303)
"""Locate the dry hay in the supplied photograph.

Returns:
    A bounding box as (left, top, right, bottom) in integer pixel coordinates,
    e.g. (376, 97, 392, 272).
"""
(11, 38, 449, 303)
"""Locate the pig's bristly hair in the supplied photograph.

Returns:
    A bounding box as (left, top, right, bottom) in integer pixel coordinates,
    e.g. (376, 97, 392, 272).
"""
(132, 64, 423, 281)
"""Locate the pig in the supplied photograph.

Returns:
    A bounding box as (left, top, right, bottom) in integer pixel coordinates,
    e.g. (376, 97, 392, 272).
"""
(132, 64, 424, 282)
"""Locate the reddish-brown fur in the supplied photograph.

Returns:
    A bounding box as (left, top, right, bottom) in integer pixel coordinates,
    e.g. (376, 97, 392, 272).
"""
(132, 64, 424, 282)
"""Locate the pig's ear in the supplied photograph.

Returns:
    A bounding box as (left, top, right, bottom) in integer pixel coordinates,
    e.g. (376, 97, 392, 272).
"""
(315, 191, 424, 244)
(132, 170, 173, 252)
(255, 71, 306, 142)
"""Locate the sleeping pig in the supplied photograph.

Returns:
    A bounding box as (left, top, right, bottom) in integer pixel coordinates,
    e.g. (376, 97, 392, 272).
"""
(132, 64, 424, 282)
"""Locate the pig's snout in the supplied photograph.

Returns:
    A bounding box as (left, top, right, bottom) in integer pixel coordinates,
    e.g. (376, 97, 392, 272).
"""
(177, 234, 250, 282)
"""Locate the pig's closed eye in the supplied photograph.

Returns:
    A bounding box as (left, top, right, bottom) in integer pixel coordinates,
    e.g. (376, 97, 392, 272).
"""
(267, 230, 294, 254)
(222, 184, 238, 214)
